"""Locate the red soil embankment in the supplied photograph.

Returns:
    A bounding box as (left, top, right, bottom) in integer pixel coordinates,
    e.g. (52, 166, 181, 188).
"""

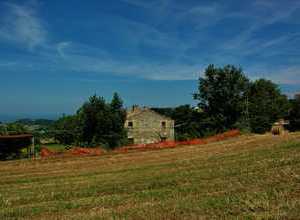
(40, 130, 240, 158)
(40, 147, 57, 157)
(67, 147, 103, 156)
(40, 147, 104, 158)
(114, 129, 240, 153)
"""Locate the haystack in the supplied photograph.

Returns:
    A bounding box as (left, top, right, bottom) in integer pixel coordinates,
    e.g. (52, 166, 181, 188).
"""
(271, 119, 289, 135)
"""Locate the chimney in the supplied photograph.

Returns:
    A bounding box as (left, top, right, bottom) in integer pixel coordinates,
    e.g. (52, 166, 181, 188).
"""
(132, 105, 139, 112)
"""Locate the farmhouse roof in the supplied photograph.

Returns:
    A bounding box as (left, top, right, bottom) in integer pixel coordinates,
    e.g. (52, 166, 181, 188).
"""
(0, 134, 33, 139)
(127, 106, 173, 121)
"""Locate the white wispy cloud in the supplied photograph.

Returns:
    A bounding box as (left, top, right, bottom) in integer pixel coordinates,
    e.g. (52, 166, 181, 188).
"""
(53, 41, 202, 80)
(244, 63, 300, 87)
(272, 66, 300, 85)
(0, 0, 299, 86)
(227, 33, 300, 58)
(56, 41, 72, 58)
(0, 61, 17, 67)
(0, 1, 47, 50)
(178, 2, 222, 30)
(222, 1, 300, 51)
(121, 0, 170, 10)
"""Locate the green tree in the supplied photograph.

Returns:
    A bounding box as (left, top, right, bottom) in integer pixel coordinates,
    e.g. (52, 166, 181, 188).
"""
(194, 64, 250, 132)
(76, 95, 110, 146)
(53, 115, 78, 145)
(53, 93, 127, 149)
(111, 92, 124, 111)
(287, 94, 300, 131)
(172, 105, 202, 140)
(248, 79, 289, 133)
(75, 94, 127, 148)
(109, 93, 127, 147)
(153, 105, 216, 140)
(5, 123, 28, 135)
(0, 124, 7, 135)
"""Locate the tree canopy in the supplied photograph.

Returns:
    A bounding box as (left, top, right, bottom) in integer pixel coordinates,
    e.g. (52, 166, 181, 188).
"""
(53, 115, 78, 145)
(247, 79, 289, 133)
(54, 93, 127, 149)
(194, 64, 250, 132)
(153, 105, 215, 140)
(288, 93, 300, 131)
(194, 65, 290, 134)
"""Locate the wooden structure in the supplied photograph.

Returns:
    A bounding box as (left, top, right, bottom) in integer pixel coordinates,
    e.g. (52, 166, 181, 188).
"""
(271, 119, 289, 135)
(0, 134, 35, 158)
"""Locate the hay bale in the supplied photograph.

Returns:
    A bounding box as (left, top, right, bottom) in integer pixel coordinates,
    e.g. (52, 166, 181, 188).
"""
(271, 119, 288, 135)
(271, 125, 283, 135)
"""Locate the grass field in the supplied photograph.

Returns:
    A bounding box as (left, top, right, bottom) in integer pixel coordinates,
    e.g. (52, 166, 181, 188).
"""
(1, 133, 300, 219)
(41, 143, 66, 152)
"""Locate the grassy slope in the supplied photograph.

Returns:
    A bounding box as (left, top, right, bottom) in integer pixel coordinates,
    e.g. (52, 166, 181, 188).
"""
(42, 143, 66, 152)
(0, 133, 300, 219)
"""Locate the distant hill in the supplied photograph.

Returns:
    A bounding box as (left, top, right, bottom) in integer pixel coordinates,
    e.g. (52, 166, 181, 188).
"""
(0, 114, 59, 123)
(15, 118, 55, 126)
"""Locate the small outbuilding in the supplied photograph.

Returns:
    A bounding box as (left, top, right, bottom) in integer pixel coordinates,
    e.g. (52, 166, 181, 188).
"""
(0, 134, 35, 159)
(271, 119, 289, 135)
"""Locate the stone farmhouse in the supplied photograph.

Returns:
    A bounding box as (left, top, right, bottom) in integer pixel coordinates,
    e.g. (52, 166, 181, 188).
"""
(125, 106, 175, 144)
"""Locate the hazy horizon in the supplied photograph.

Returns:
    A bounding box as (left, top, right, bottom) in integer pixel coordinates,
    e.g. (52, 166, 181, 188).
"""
(0, 82, 298, 123)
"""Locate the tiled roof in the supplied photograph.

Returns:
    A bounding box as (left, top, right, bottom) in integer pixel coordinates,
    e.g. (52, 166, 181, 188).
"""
(0, 134, 33, 139)
(126, 106, 173, 121)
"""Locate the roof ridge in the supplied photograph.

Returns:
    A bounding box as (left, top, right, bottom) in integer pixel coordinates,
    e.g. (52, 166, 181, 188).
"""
(126, 108, 173, 121)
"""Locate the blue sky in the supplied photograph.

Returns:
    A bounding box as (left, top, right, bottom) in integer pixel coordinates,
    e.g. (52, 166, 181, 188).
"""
(0, 0, 299, 120)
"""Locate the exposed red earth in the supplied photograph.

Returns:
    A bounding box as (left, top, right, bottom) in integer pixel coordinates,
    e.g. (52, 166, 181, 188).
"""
(114, 129, 240, 153)
(40, 147, 104, 158)
(41, 130, 240, 158)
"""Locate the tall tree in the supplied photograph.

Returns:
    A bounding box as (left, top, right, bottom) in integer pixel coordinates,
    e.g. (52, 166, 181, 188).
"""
(153, 105, 221, 140)
(248, 79, 289, 133)
(171, 105, 205, 140)
(109, 93, 127, 147)
(194, 64, 250, 132)
(77, 95, 110, 146)
(111, 92, 124, 111)
(53, 115, 78, 145)
(288, 93, 300, 131)
(73, 93, 127, 148)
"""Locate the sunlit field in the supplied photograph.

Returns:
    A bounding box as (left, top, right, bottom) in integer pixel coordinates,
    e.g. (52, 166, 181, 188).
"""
(1, 133, 300, 219)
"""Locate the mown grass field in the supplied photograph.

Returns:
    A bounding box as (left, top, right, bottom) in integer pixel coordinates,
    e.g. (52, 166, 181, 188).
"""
(1, 133, 300, 219)
(41, 143, 67, 152)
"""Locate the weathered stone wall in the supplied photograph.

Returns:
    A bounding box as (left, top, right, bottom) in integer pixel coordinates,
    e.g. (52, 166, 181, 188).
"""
(125, 108, 174, 144)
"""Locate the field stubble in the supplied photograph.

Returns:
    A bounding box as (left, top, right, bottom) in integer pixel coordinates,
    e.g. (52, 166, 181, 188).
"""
(0, 133, 300, 219)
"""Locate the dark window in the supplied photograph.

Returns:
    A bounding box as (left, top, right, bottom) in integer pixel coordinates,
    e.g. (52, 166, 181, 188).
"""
(128, 138, 134, 145)
(161, 137, 167, 142)
(128, 121, 133, 127)
(161, 121, 166, 128)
